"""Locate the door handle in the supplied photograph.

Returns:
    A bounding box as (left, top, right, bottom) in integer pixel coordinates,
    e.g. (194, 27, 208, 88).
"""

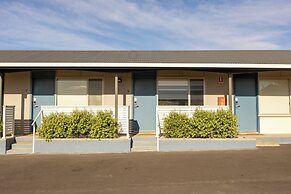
(134, 97, 138, 108)
(235, 97, 240, 108)
(33, 97, 37, 108)
(235, 101, 240, 108)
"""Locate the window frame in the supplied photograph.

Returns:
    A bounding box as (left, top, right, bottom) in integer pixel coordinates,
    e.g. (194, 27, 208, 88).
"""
(157, 77, 205, 106)
(189, 79, 205, 106)
(55, 77, 104, 106)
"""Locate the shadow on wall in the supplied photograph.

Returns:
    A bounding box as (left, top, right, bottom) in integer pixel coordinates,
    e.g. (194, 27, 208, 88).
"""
(103, 72, 132, 106)
(4, 71, 32, 135)
(204, 73, 229, 96)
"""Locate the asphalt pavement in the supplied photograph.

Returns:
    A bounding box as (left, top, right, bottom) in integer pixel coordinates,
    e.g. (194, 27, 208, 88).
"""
(1, 146, 291, 194)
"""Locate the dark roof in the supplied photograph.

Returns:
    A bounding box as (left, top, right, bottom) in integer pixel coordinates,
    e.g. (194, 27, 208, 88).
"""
(0, 50, 291, 64)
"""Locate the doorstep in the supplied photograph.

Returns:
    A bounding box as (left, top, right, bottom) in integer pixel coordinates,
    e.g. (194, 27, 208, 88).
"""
(256, 139, 280, 147)
(131, 131, 156, 136)
(131, 135, 157, 152)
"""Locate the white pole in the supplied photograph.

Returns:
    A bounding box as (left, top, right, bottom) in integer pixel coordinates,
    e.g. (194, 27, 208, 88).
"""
(11, 106, 15, 137)
(126, 106, 130, 139)
(32, 124, 35, 153)
(157, 136, 160, 152)
(228, 74, 234, 113)
(114, 74, 118, 120)
(156, 106, 160, 137)
(2, 106, 5, 139)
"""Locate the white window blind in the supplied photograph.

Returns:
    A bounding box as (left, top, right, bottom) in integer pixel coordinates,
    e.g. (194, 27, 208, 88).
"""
(57, 79, 102, 106)
(259, 79, 290, 114)
(158, 79, 204, 106)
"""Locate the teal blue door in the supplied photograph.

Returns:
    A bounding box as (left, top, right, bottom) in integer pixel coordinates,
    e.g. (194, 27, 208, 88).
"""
(234, 74, 258, 132)
(133, 72, 156, 132)
(32, 72, 55, 127)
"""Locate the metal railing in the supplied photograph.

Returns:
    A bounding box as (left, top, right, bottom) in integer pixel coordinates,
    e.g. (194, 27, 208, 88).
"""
(31, 109, 43, 153)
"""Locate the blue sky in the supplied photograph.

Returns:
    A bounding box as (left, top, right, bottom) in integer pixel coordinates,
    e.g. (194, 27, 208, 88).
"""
(0, 0, 291, 50)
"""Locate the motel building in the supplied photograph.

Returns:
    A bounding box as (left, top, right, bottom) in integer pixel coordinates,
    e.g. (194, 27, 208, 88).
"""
(1, 50, 291, 153)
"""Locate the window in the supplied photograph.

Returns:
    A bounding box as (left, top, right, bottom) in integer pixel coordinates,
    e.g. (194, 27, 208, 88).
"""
(158, 80, 188, 105)
(57, 79, 102, 106)
(88, 79, 102, 105)
(158, 79, 204, 106)
(190, 79, 204, 105)
(57, 80, 87, 95)
(259, 79, 290, 114)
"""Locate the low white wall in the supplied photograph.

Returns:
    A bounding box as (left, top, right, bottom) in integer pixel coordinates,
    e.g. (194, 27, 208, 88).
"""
(34, 138, 131, 154)
(159, 138, 256, 152)
(259, 116, 291, 134)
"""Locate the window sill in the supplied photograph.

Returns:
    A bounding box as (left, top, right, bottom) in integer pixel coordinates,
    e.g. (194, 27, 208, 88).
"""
(259, 114, 291, 117)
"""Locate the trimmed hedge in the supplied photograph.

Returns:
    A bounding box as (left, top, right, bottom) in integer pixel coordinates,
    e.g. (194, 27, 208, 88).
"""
(163, 112, 191, 138)
(163, 109, 238, 138)
(69, 110, 94, 138)
(89, 111, 119, 139)
(38, 110, 119, 140)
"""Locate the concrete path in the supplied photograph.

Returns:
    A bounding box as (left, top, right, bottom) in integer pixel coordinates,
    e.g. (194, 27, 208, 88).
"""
(1, 146, 291, 193)
(239, 134, 291, 146)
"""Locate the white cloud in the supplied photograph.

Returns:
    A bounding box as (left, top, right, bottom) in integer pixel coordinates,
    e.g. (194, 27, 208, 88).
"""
(0, 0, 290, 49)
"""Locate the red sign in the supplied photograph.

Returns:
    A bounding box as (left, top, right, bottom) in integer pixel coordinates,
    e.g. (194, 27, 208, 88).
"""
(218, 97, 226, 106)
(218, 76, 224, 84)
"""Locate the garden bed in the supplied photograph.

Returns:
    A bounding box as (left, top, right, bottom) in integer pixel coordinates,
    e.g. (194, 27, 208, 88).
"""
(33, 110, 131, 154)
(34, 137, 131, 154)
(158, 137, 256, 152)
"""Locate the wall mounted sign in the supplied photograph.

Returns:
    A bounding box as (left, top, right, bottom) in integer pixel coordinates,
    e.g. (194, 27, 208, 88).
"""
(218, 76, 224, 84)
(218, 96, 226, 106)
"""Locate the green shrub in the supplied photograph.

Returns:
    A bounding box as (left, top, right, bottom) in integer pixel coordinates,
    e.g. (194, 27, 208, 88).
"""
(162, 109, 238, 138)
(191, 109, 216, 138)
(213, 109, 238, 138)
(89, 111, 119, 139)
(38, 112, 70, 140)
(68, 110, 94, 138)
(163, 112, 191, 138)
(38, 110, 119, 140)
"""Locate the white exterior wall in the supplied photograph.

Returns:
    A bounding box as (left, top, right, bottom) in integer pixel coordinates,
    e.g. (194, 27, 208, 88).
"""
(260, 116, 291, 134)
(3, 71, 32, 120)
(258, 71, 291, 134)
